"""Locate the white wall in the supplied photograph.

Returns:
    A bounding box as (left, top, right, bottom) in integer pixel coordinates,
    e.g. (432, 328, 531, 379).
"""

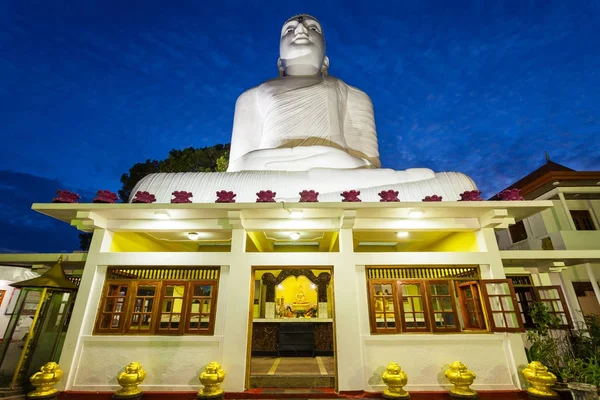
(0, 282, 17, 338)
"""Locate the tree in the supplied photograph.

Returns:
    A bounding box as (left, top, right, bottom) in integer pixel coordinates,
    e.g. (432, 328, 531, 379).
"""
(118, 144, 230, 202)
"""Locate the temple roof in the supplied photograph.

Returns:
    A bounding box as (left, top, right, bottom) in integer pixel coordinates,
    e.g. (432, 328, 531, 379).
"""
(490, 159, 600, 200)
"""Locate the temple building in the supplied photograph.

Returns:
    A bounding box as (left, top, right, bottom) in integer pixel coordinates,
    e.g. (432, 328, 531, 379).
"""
(495, 158, 600, 323)
(1, 13, 598, 400)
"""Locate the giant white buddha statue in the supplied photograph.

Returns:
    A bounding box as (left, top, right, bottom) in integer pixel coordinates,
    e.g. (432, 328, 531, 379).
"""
(132, 14, 477, 203)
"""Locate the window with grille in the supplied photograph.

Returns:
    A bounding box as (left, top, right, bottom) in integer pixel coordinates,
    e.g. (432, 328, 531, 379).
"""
(506, 275, 572, 330)
(533, 286, 572, 328)
(570, 210, 596, 231)
(95, 267, 219, 335)
(509, 220, 528, 243)
(366, 266, 524, 334)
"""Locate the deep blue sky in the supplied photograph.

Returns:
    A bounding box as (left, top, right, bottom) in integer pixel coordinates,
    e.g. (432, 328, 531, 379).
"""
(1, 0, 599, 252)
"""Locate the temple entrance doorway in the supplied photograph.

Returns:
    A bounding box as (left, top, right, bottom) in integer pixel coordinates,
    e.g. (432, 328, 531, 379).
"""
(247, 267, 335, 390)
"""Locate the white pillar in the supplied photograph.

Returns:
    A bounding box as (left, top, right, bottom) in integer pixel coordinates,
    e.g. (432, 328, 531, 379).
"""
(475, 228, 506, 279)
(59, 229, 113, 391)
(553, 271, 586, 327)
(557, 192, 576, 230)
(334, 228, 364, 391)
(584, 263, 600, 306)
(220, 228, 251, 392)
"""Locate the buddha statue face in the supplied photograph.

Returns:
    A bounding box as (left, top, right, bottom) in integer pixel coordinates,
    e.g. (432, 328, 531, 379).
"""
(279, 14, 326, 76)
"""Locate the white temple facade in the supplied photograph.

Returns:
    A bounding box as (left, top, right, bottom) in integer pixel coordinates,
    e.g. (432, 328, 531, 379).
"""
(29, 199, 553, 395)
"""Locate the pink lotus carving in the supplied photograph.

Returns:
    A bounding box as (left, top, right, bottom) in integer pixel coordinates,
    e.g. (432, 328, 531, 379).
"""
(341, 190, 361, 202)
(423, 195, 443, 202)
(459, 190, 483, 201)
(498, 188, 524, 201)
(93, 190, 118, 203)
(171, 191, 193, 203)
(53, 190, 80, 203)
(378, 190, 400, 202)
(299, 190, 319, 202)
(216, 190, 236, 203)
(256, 190, 276, 203)
(132, 191, 156, 203)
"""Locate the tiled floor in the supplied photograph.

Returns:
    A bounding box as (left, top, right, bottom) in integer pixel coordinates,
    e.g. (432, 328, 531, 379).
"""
(250, 357, 334, 377)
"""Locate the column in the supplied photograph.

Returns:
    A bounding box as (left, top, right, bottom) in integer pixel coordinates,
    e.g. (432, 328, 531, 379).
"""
(557, 192, 576, 230)
(334, 228, 364, 391)
(59, 229, 113, 391)
(584, 263, 600, 306)
(475, 228, 506, 279)
(220, 228, 251, 392)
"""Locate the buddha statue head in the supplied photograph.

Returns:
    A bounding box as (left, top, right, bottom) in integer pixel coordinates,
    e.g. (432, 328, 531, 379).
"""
(278, 14, 329, 76)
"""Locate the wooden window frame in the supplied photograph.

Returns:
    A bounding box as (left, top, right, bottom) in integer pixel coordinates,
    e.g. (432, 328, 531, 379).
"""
(397, 281, 430, 332)
(126, 281, 160, 334)
(481, 279, 525, 332)
(426, 280, 461, 333)
(184, 281, 219, 334)
(95, 281, 131, 334)
(368, 280, 400, 334)
(94, 275, 219, 336)
(456, 281, 487, 331)
(533, 285, 572, 328)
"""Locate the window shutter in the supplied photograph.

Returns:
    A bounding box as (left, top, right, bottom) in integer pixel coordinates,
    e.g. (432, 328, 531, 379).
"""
(481, 279, 525, 332)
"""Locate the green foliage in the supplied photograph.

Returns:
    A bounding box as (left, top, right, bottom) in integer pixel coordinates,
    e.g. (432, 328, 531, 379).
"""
(526, 301, 600, 387)
(118, 144, 230, 202)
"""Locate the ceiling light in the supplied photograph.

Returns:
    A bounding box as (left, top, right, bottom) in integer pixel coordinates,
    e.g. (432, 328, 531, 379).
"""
(277, 284, 283, 290)
(289, 210, 303, 219)
(310, 283, 317, 289)
(552, 181, 560, 186)
(396, 231, 409, 238)
(187, 232, 199, 240)
(154, 211, 170, 220)
(289, 232, 301, 240)
(409, 210, 423, 218)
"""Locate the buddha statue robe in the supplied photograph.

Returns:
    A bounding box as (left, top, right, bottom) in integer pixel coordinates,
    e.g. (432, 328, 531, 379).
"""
(228, 76, 380, 172)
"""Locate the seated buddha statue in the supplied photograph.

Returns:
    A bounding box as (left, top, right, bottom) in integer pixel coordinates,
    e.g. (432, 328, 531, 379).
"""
(131, 14, 477, 202)
(292, 284, 310, 312)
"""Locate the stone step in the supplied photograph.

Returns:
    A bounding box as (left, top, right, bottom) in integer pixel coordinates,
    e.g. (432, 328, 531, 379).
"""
(249, 375, 335, 389)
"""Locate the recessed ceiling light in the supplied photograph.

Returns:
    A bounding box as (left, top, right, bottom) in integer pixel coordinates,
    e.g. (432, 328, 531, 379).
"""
(552, 181, 560, 186)
(154, 211, 170, 220)
(396, 231, 409, 238)
(289, 232, 301, 240)
(310, 283, 317, 289)
(277, 284, 283, 290)
(409, 210, 423, 218)
(289, 210, 303, 219)
(187, 232, 199, 240)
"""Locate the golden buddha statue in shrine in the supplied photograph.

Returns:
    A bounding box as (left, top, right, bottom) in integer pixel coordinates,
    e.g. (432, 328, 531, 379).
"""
(292, 284, 310, 312)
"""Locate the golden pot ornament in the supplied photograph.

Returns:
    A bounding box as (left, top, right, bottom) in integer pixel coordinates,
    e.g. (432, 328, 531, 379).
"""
(198, 361, 226, 398)
(28, 362, 63, 398)
(381, 362, 410, 399)
(115, 362, 146, 398)
(522, 361, 558, 399)
(444, 361, 478, 398)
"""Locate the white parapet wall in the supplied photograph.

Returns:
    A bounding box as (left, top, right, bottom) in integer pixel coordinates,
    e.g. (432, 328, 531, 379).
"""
(71, 335, 222, 392)
(359, 333, 526, 392)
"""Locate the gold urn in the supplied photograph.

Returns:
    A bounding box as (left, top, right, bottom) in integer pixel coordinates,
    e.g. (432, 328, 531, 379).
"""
(198, 361, 226, 398)
(522, 361, 558, 398)
(115, 362, 146, 398)
(381, 362, 410, 399)
(28, 362, 63, 398)
(444, 361, 478, 398)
